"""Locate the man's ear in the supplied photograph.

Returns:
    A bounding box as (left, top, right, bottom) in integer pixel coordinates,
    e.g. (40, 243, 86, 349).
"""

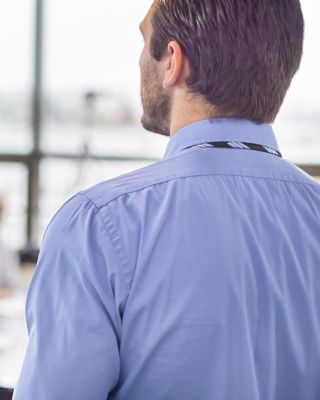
(162, 41, 184, 89)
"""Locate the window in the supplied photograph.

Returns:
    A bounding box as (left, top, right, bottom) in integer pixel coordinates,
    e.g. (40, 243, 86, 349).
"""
(0, 0, 33, 154)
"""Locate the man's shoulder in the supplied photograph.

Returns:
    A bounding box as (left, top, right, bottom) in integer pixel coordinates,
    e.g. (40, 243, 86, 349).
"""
(77, 157, 180, 209)
(77, 150, 320, 210)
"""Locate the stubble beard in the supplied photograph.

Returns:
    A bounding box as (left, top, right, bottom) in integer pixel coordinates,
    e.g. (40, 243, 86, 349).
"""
(140, 61, 171, 137)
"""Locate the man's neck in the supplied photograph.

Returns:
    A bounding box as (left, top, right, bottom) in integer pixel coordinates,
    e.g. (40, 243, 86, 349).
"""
(169, 99, 221, 137)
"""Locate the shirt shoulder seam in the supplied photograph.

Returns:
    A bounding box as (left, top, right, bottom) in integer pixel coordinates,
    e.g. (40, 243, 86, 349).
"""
(83, 172, 319, 209)
(77, 192, 133, 298)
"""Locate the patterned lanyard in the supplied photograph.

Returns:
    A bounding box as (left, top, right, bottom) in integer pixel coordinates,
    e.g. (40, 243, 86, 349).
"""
(184, 141, 283, 158)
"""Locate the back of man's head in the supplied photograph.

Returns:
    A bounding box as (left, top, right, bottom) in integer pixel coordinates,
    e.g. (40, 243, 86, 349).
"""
(150, 0, 304, 123)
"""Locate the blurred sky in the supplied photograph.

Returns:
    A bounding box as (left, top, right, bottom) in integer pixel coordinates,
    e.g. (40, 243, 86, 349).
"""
(0, 0, 319, 115)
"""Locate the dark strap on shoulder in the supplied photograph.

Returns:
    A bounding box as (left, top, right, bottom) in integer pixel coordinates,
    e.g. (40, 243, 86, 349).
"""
(184, 141, 282, 158)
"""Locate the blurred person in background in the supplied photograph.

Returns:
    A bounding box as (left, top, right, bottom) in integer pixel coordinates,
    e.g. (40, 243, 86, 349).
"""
(13, 0, 320, 399)
(0, 195, 22, 299)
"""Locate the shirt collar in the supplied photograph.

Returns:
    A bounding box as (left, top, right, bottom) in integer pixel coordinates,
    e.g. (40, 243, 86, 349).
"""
(163, 117, 280, 160)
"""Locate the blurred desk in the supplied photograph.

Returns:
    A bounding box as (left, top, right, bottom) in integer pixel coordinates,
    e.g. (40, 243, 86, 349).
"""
(0, 294, 28, 389)
(0, 265, 34, 390)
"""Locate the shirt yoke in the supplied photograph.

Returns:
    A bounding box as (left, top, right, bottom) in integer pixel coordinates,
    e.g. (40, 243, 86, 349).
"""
(78, 149, 320, 210)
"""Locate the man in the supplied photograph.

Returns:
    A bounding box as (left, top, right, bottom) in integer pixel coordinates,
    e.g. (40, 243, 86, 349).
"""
(13, 0, 320, 399)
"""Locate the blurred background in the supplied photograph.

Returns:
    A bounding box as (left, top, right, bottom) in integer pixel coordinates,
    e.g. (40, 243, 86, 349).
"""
(0, 0, 319, 394)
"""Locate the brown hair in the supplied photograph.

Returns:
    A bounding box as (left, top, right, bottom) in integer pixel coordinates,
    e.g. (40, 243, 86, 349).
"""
(150, 0, 304, 123)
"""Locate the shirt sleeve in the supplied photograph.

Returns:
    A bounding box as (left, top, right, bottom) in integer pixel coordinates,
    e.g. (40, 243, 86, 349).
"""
(13, 194, 128, 400)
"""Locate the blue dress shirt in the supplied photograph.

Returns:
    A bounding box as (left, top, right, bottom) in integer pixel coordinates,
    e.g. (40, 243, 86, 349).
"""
(13, 118, 320, 400)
